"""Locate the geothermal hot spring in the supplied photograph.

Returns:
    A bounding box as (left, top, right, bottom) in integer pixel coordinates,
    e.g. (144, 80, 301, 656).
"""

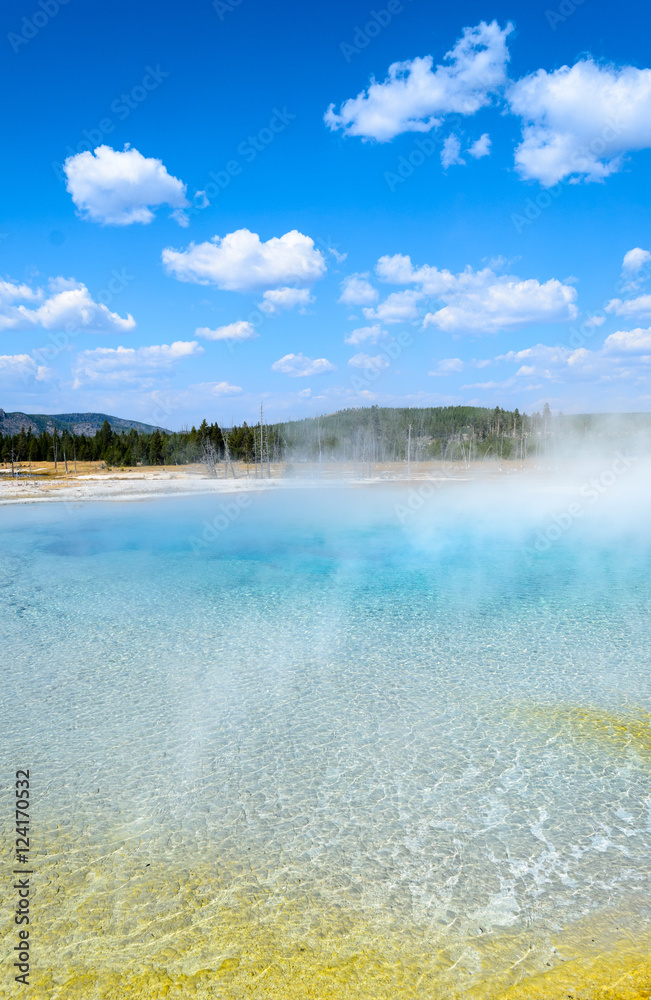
(1, 474, 650, 999)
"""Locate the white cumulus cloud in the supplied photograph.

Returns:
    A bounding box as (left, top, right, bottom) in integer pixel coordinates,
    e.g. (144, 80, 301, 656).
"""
(498, 345, 586, 368)
(193, 380, 243, 395)
(605, 295, 651, 319)
(212, 381, 242, 395)
(0, 280, 39, 305)
(73, 341, 203, 387)
(344, 324, 387, 345)
(324, 21, 513, 141)
(441, 134, 465, 169)
(338, 273, 379, 306)
(462, 344, 577, 389)
(348, 353, 390, 370)
(603, 327, 651, 352)
(463, 334, 651, 394)
(0, 354, 54, 386)
(64, 145, 189, 226)
(195, 321, 258, 341)
(373, 253, 578, 332)
(616, 247, 651, 292)
(622, 247, 651, 273)
(0, 277, 135, 333)
(508, 60, 651, 186)
(429, 358, 465, 375)
(162, 229, 326, 292)
(376, 253, 455, 293)
(424, 273, 578, 333)
(363, 289, 424, 324)
(271, 353, 336, 377)
(468, 133, 491, 158)
(259, 287, 313, 314)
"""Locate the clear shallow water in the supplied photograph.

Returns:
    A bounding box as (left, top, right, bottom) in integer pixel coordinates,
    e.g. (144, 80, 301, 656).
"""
(1, 484, 650, 998)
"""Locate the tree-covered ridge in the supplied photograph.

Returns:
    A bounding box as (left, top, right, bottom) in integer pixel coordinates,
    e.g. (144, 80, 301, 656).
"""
(0, 418, 280, 469)
(7, 403, 647, 471)
(0, 405, 549, 469)
(276, 405, 540, 462)
(0, 409, 165, 436)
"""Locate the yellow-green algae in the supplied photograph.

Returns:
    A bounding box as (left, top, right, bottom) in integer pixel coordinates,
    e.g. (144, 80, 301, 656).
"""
(3, 704, 650, 999)
(509, 703, 651, 761)
(1, 831, 649, 1000)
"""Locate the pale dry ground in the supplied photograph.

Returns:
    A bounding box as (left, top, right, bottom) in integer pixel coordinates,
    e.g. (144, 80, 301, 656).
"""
(0, 458, 550, 505)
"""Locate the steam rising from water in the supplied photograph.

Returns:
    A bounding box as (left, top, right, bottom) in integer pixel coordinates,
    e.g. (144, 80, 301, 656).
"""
(0, 460, 650, 996)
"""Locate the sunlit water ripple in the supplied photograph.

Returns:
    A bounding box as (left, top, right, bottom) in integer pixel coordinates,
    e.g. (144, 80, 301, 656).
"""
(1, 484, 650, 998)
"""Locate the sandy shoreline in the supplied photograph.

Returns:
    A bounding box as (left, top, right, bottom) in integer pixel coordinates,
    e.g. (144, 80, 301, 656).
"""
(0, 471, 478, 505)
(0, 475, 273, 506)
(0, 457, 498, 505)
(0, 456, 622, 505)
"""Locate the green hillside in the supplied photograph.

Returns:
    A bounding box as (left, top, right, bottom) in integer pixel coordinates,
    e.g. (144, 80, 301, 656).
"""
(0, 410, 167, 436)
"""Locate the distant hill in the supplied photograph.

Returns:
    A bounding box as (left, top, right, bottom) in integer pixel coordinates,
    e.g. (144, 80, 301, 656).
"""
(274, 406, 651, 438)
(0, 410, 167, 436)
(270, 406, 651, 462)
(558, 412, 651, 433)
(273, 405, 519, 444)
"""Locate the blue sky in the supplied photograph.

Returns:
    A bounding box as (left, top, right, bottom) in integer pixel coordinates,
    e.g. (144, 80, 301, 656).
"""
(3, 0, 651, 428)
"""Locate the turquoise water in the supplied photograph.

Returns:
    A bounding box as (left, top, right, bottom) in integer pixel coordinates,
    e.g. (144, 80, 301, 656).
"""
(1, 483, 650, 997)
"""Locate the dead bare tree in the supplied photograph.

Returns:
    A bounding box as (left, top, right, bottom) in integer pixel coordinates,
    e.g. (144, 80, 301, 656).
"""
(201, 439, 219, 477)
(223, 429, 237, 479)
(259, 403, 271, 479)
(266, 421, 271, 478)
